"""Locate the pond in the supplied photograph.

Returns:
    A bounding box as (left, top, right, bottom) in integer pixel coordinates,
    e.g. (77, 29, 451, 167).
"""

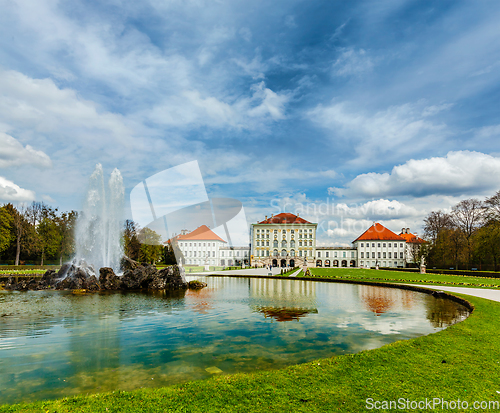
(0, 276, 469, 405)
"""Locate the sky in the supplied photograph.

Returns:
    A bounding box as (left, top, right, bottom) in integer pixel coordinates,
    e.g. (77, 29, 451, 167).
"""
(1, 0, 500, 246)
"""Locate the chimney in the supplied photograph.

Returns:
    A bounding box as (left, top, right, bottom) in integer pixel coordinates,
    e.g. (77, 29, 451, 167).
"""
(401, 228, 404, 234)
(406, 228, 410, 234)
(265, 215, 268, 220)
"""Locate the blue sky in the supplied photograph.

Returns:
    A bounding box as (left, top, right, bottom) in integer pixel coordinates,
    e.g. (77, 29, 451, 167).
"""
(1, 0, 500, 245)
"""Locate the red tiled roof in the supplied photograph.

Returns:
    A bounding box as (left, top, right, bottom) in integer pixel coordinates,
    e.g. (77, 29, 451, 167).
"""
(176, 225, 226, 242)
(399, 232, 426, 244)
(258, 213, 311, 224)
(353, 223, 406, 242)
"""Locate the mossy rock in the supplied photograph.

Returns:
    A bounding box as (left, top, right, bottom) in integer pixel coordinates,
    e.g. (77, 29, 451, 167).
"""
(71, 289, 88, 295)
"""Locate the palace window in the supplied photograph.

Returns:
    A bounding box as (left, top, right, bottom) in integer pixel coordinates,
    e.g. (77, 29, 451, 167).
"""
(318, 251, 321, 257)
(274, 240, 278, 248)
(361, 252, 364, 258)
(326, 252, 329, 257)
(383, 252, 386, 258)
(299, 241, 302, 246)
(378, 243, 381, 247)
(378, 252, 381, 258)
(388, 243, 391, 247)
(281, 249, 287, 257)
(372, 243, 375, 247)
(274, 249, 278, 256)
(388, 252, 391, 258)
(282, 240, 287, 248)
(372, 252, 375, 258)
(383, 243, 386, 248)
(290, 240, 295, 248)
(290, 250, 295, 257)
(400, 252, 403, 259)
(343, 251, 346, 258)
(361, 243, 364, 247)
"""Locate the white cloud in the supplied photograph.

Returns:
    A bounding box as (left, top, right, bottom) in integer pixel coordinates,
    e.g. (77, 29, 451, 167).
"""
(331, 151, 500, 198)
(0, 69, 135, 146)
(246, 82, 290, 120)
(0, 176, 35, 202)
(0, 132, 52, 168)
(308, 100, 450, 166)
(332, 48, 374, 76)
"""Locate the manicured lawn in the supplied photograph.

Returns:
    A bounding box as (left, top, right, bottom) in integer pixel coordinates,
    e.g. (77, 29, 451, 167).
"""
(1, 278, 499, 412)
(301, 267, 500, 289)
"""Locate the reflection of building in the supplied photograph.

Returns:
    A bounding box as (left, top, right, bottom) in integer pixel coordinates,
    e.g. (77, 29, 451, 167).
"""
(250, 213, 318, 268)
(358, 284, 414, 315)
(175, 225, 250, 267)
(250, 214, 409, 268)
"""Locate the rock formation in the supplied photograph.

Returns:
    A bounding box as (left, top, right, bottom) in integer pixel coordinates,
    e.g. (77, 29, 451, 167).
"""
(4, 258, 206, 292)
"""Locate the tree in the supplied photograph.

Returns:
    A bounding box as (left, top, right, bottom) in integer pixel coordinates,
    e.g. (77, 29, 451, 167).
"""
(56, 211, 78, 265)
(451, 199, 484, 269)
(0, 205, 14, 257)
(484, 190, 500, 222)
(138, 227, 163, 264)
(123, 220, 141, 260)
(423, 211, 453, 243)
(37, 217, 61, 265)
(3, 204, 30, 266)
(474, 220, 500, 271)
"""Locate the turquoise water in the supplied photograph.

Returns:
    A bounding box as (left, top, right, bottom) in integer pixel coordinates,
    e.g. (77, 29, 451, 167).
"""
(0, 277, 469, 404)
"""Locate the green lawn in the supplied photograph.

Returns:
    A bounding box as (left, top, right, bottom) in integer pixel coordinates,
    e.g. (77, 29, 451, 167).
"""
(299, 267, 500, 289)
(1, 276, 500, 412)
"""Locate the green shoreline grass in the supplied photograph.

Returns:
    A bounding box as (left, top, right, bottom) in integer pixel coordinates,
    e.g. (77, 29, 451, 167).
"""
(1, 276, 500, 412)
(301, 267, 500, 289)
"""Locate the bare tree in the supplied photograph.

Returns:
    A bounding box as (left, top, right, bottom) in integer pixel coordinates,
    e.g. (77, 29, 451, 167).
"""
(484, 190, 500, 222)
(423, 211, 453, 243)
(451, 199, 484, 269)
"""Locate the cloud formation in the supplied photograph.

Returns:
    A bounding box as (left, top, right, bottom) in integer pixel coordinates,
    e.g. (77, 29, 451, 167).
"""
(0, 176, 35, 202)
(330, 151, 500, 198)
(0, 133, 52, 168)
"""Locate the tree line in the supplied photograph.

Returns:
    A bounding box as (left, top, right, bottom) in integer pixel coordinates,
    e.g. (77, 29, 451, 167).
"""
(423, 191, 500, 271)
(0, 203, 178, 266)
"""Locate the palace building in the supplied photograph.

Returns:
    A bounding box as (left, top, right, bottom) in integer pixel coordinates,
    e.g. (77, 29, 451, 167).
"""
(250, 213, 318, 268)
(175, 225, 250, 267)
(250, 214, 410, 268)
(174, 213, 414, 269)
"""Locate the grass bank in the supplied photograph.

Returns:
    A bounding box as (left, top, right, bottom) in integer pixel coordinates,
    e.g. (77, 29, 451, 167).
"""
(1, 280, 499, 412)
(300, 267, 500, 289)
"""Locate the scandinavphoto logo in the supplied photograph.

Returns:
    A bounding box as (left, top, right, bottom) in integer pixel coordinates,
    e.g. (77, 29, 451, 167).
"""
(129, 160, 249, 266)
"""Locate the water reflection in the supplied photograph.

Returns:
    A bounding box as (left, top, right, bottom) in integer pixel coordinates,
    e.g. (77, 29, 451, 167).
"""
(358, 285, 415, 316)
(253, 306, 318, 322)
(0, 279, 469, 405)
(424, 296, 469, 328)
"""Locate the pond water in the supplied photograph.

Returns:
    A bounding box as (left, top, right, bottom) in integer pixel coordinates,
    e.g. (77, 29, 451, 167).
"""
(0, 277, 469, 404)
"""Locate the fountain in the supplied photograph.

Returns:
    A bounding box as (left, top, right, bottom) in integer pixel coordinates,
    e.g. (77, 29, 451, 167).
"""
(5, 165, 200, 292)
(54, 164, 125, 283)
(74, 164, 125, 275)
